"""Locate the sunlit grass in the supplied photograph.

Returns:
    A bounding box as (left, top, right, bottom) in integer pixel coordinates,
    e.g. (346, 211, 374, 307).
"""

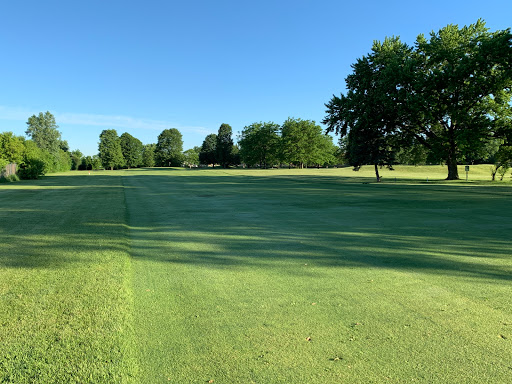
(0, 173, 137, 383)
(1, 167, 511, 383)
(125, 167, 511, 383)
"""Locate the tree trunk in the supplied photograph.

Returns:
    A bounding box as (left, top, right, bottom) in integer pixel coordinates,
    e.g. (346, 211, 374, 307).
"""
(446, 153, 459, 180)
(374, 164, 381, 182)
(446, 129, 459, 180)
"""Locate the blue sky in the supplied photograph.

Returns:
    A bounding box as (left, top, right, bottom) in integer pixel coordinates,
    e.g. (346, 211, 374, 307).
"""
(1, 0, 511, 156)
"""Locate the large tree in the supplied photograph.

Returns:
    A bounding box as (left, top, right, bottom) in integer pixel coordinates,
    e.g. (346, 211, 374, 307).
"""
(280, 118, 333, 168)
(216, 123, 234, 168)
(142, 144, 156, 167)
(324, 20, 512, 180)
(120, 132, 143, 168)
(155, 128, 183, 166)
(99, 129, 125, 170)
(238, 122, 280, 168)
(199, 134, 217, 166)
(25, 111, 62, 156)
(183, 146, 201, 168)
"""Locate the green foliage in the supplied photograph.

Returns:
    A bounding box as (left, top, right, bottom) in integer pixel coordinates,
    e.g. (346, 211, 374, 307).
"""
(239, 122, 281, 168)
(281, 118, 334, 168)
(142, 144, 156, 167)
(324, 20, 512, 180)
(25, 111, 62, 156)
(155, 128, 184, 166)
(99, 130, 125, 170)
(70, 150, 83, 170)
(0, 131, 26, 165)
(182, 146, 200, 167)
(120, 132, 143, 168)
(18, 158, 47, 179)
(17, 141, 48, 179)
(216, 123, 234, 168)
(199, 134, 217, 166)
(490, 145, 512, 180)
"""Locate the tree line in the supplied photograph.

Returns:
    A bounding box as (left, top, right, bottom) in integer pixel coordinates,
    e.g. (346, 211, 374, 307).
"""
(0, 112, 81, 180)
(3, 20, 511, 181)
(323, 19, 512, 181)
(96, 118, 341, 171)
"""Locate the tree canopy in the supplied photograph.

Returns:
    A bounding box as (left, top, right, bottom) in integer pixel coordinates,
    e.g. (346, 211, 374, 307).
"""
(25, 111, 62, 156)
(324, 20, 512, 180)
(120, 132, 143, 168)
(238, 122, 280, 168)
(155, 128, 183, 166)
(216, 124, 234, 168)
(199, 134, 217, 166)
(281, 118, 334, 168)
(99, 129, 125, 170)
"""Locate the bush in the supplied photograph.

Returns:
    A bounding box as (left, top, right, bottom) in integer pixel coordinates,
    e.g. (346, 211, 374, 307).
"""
(18, 158, 47, 179)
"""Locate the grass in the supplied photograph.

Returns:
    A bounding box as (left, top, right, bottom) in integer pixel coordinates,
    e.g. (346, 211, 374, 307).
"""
(1, 165, 511, 383)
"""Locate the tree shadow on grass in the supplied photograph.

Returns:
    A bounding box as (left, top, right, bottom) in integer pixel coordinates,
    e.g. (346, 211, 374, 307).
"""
(0, 175, 130, 269)
(122, 172, 512, 283)
(1, 170, 511, 282)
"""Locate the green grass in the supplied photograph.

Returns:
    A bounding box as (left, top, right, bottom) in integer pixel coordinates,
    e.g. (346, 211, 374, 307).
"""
(1, 166, 511, 383)
(0, 173, 137, 383)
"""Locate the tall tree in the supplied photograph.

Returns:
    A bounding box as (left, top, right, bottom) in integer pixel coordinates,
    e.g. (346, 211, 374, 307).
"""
(70, 149, 83, 170)
(324, 20, 512, 180)
(238, 122, 280, 168)
(142, 143, 156, 167)
(183, 146, 201, 168)
(199, 134, 217, 166)
(99, 129, 125, 170)
(25, 111, 62, 156)
(120, 132, 143, 168)
(155, 128, 183, 166)
(216, 123, 234, 168)
(280, 118, 332, 168)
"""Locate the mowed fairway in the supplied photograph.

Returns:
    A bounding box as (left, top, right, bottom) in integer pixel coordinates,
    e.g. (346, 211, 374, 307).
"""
(1, 166, 512, 383)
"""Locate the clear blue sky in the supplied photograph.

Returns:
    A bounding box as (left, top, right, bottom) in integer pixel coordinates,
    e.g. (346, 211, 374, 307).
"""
(1, 0, 510, 156)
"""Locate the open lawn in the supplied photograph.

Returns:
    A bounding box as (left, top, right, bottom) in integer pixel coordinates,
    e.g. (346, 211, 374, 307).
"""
(1, 165, 511, 383)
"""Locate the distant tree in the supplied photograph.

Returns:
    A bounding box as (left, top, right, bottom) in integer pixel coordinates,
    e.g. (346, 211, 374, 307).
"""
(25, 112, 62, 156)
(231, 144, 241, 166)
(70, 150, 83, 170)
(183, 146, 201, 168)
(199, 134, 217, 166)
(280, 118, 333, 169)
(91, 155, 102, 170)
(142, 144, 156, 167)
(239, 122, 280, 168)
(216, 123, 234, 168)
(155, 128, 183, 166)
(99, 129, 125, 170)
(120, 132, 143, 168)
(79, 155, 92, 170)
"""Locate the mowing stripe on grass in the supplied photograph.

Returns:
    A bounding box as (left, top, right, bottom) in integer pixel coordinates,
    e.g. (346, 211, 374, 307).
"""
(125, 168, 512, 383)
(0, 172, 137, 383)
